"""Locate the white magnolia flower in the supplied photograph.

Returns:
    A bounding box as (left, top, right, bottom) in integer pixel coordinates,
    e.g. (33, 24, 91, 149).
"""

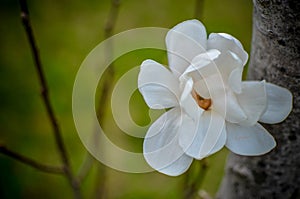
(138, 19, 293, 176)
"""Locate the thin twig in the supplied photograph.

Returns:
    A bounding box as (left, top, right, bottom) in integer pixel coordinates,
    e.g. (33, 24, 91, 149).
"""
(76, 0, 121, 188)
(18, 1, 81, 198)
(194, 159, 209, 193)
(93, 163, 108, 199)
(104, 0, 121, 39)
(183, 159, 209, 199)
(194, 0, 204, 20)
(0, 145, 64, 174)
(76, 0, 121, 187)
(93, 0, 121, 198)
(97, 0, 120, 120)
(77, 151, 95, 183)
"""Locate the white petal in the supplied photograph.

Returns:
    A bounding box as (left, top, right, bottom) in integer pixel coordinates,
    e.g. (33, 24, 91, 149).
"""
(187, 63, 246, 125)
(166, 19, 207, 77)
(178, 77, 204, 120)
(181, 49, 221, 80)
(179, 110, 226, 159)
(143, 108, 193, 176)
(226, 122, 276, 156)
(194, 75, 240, 124)
(207, 33, 248, 65)
(187, 51, 243, 98)
(138, 59, 180, 109)
(180, 77, 194, 102)
(191, 71, 246, 124)
(228, 62, 244, 94)
(157, 154, 193, 176)
(212, 89, 247, 123)
(216, 89, 247, 123)
(236, 81, 267, 126)
(259, 83, 293, 124)
(214, 51, 244, 92)
(183, 50, 224, 99)
(193, 80, 210, 99)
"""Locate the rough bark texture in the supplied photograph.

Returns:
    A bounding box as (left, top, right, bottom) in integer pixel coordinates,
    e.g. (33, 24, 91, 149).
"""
(217, 0, 300, 198)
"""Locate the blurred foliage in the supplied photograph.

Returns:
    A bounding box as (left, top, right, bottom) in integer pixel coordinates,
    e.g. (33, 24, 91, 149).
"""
(0, 0, 252, 198)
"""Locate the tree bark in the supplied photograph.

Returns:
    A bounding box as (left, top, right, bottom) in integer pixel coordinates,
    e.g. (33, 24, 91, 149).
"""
(217, 0, 300, 198)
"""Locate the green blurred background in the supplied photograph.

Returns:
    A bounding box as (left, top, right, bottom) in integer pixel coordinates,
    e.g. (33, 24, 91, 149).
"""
(0, 0, 252, 198)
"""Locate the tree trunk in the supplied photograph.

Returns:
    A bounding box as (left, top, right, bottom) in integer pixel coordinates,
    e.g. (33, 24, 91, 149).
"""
(217, 0, 300, 198)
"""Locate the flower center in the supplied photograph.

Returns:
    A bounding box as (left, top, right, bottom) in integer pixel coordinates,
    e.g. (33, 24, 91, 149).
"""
(191, 90, 212, 110)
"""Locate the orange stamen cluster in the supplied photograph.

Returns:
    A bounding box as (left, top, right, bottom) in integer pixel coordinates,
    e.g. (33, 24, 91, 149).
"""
(191, 90, 212, 110)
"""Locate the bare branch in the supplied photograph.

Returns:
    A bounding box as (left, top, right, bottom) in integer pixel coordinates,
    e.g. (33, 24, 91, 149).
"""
(0, 145, 64, 174)
(18, 0, 81, 198)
